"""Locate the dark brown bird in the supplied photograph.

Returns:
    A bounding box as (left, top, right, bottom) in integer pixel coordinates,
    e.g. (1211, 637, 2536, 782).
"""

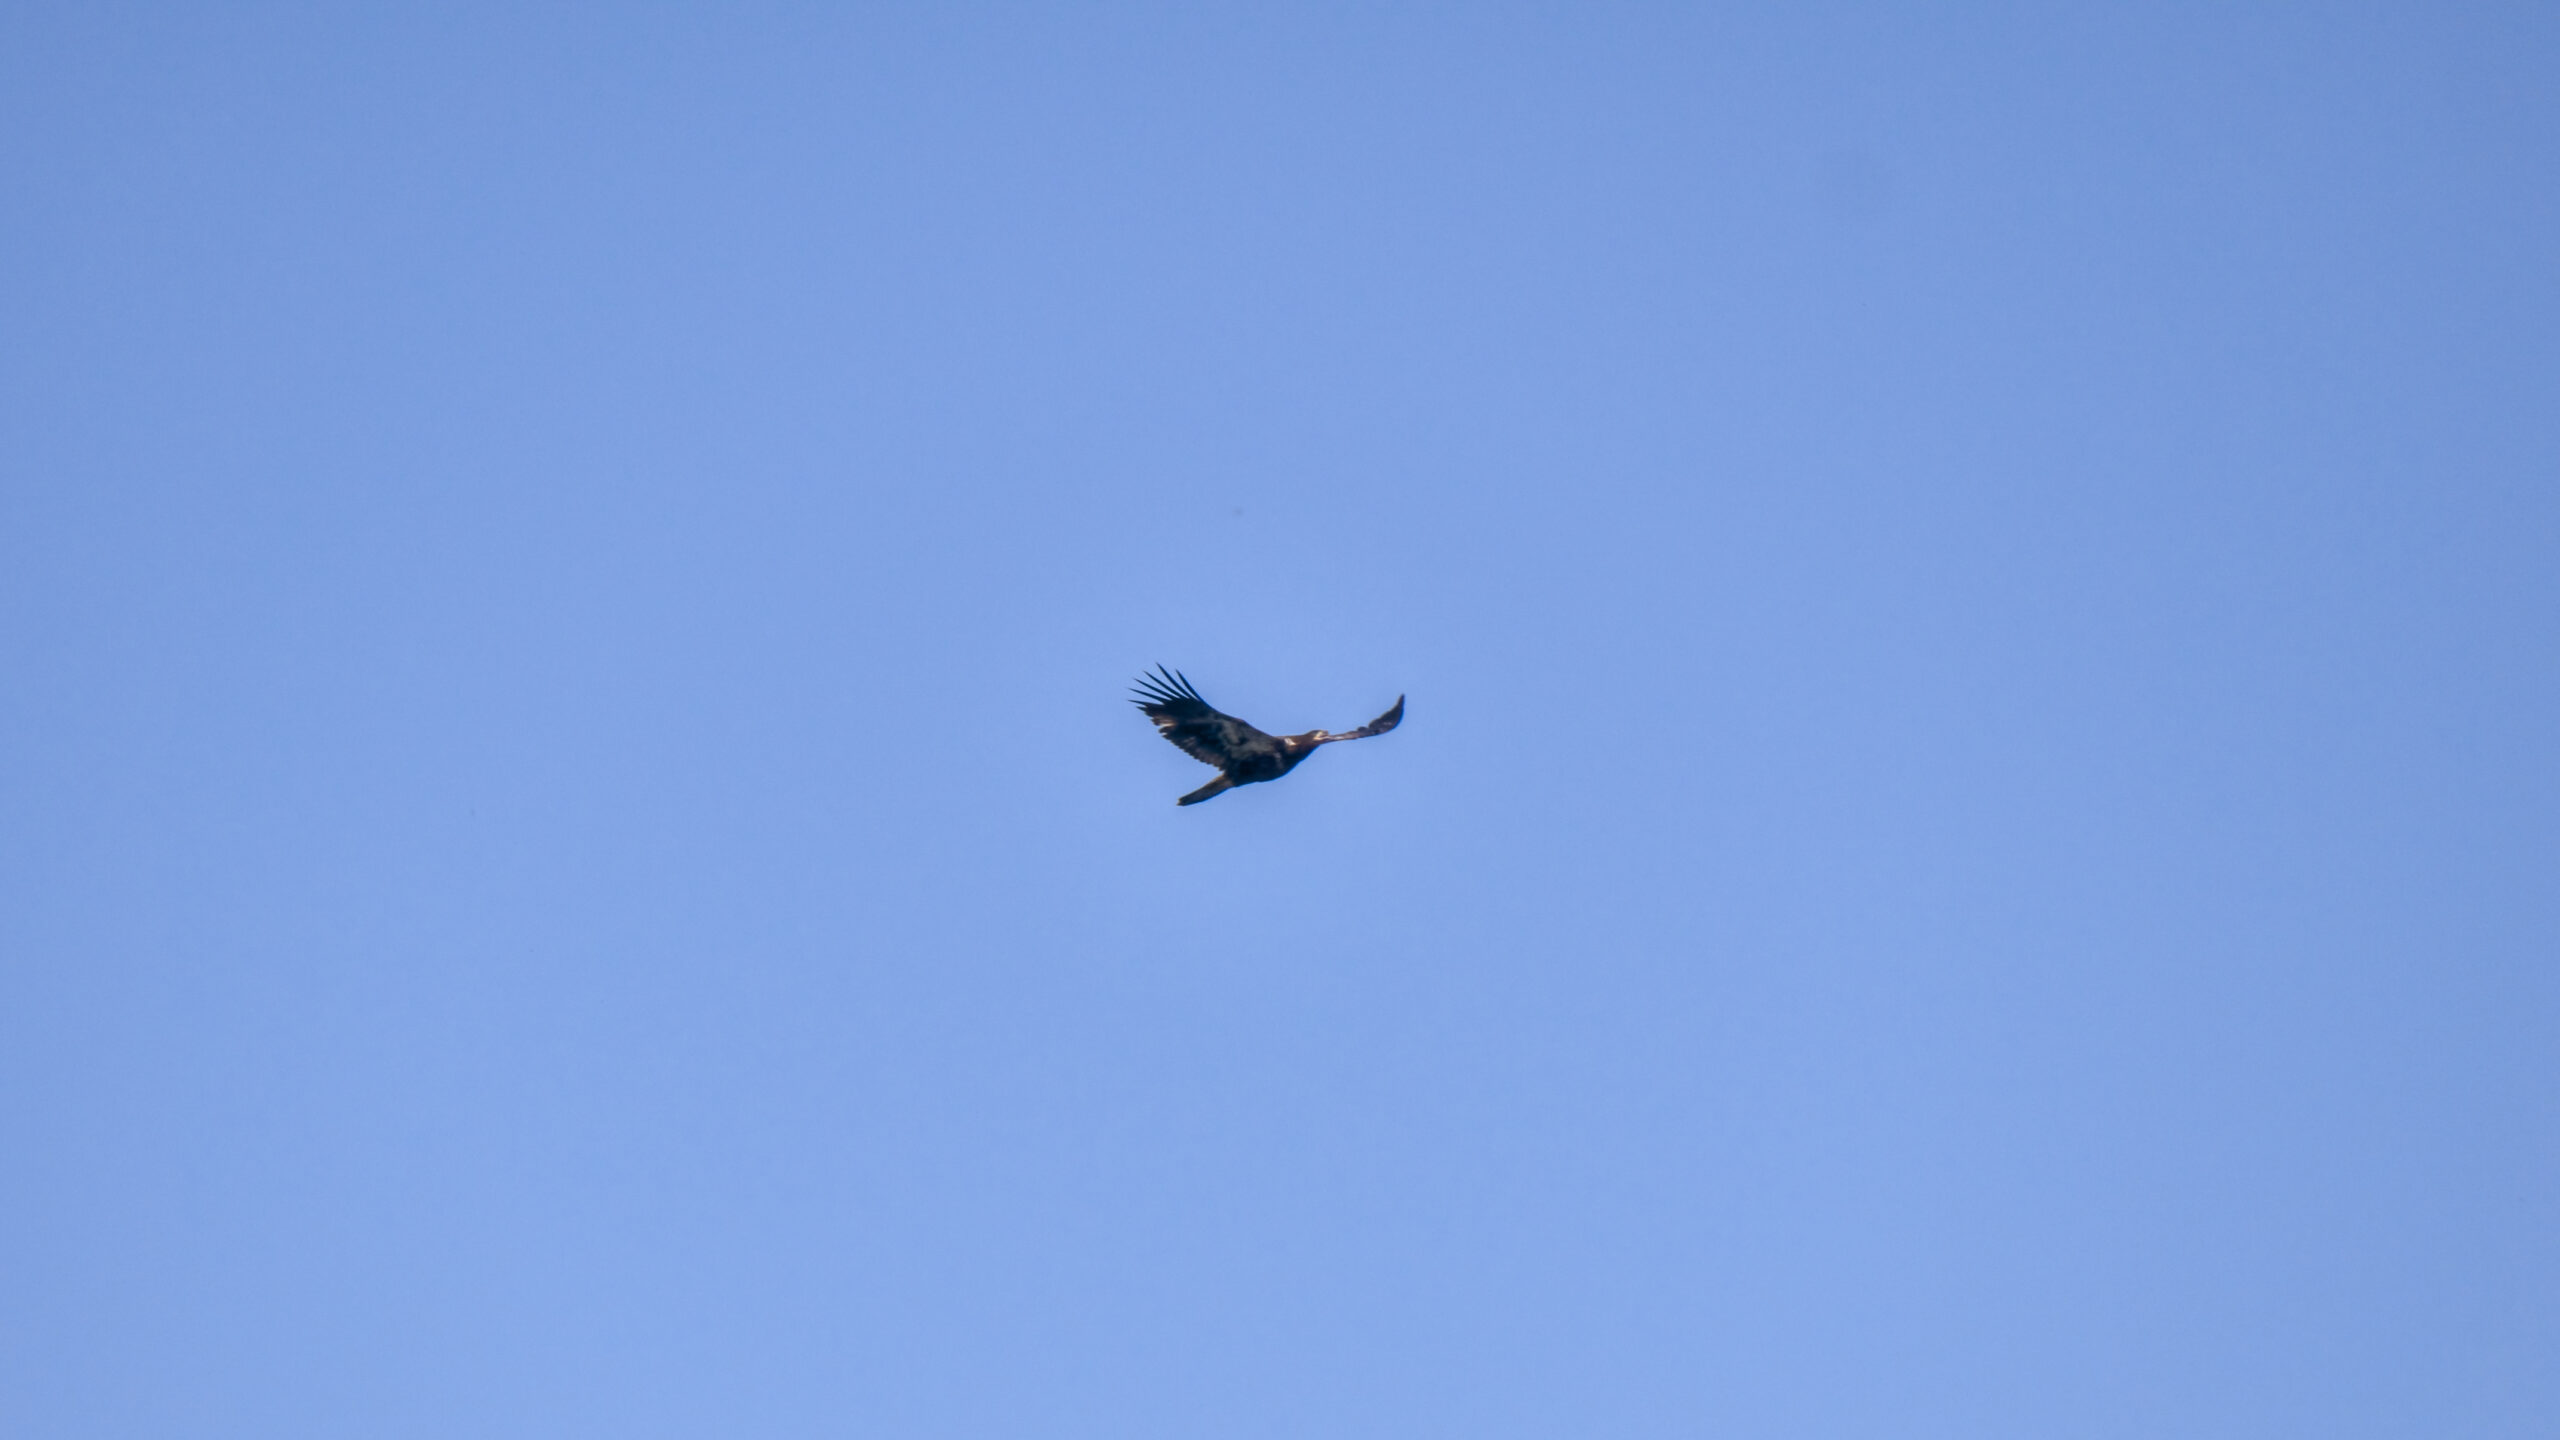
(1131, 666, 1405, 806)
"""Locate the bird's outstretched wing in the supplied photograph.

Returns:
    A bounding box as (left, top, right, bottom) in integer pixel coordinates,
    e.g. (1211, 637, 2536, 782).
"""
(1131, 666, 1280, 770)
(1326, 695, 1405, 742)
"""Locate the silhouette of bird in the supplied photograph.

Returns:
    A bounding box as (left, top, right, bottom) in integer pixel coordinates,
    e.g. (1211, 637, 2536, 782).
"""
(1130, 666, 1405, 806)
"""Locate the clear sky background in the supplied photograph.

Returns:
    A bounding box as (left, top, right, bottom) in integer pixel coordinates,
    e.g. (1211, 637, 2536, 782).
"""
(4, 5, 2555, 1436)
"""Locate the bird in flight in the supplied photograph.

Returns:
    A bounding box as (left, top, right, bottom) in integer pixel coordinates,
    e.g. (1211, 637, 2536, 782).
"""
(1131, 666, 1405, 806)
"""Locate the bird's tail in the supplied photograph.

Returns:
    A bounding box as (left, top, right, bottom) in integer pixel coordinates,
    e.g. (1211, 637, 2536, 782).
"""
(1176, 775, 1235, 806)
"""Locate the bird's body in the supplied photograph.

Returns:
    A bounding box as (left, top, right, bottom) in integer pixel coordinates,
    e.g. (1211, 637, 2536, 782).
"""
(1131, 667, 1404, 805)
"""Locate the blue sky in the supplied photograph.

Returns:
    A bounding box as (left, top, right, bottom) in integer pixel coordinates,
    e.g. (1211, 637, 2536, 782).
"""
(4, 5, 2555, 1436)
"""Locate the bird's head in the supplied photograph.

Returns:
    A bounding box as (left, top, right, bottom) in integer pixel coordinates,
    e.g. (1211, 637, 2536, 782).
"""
(1280, 730, 1330, 756)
